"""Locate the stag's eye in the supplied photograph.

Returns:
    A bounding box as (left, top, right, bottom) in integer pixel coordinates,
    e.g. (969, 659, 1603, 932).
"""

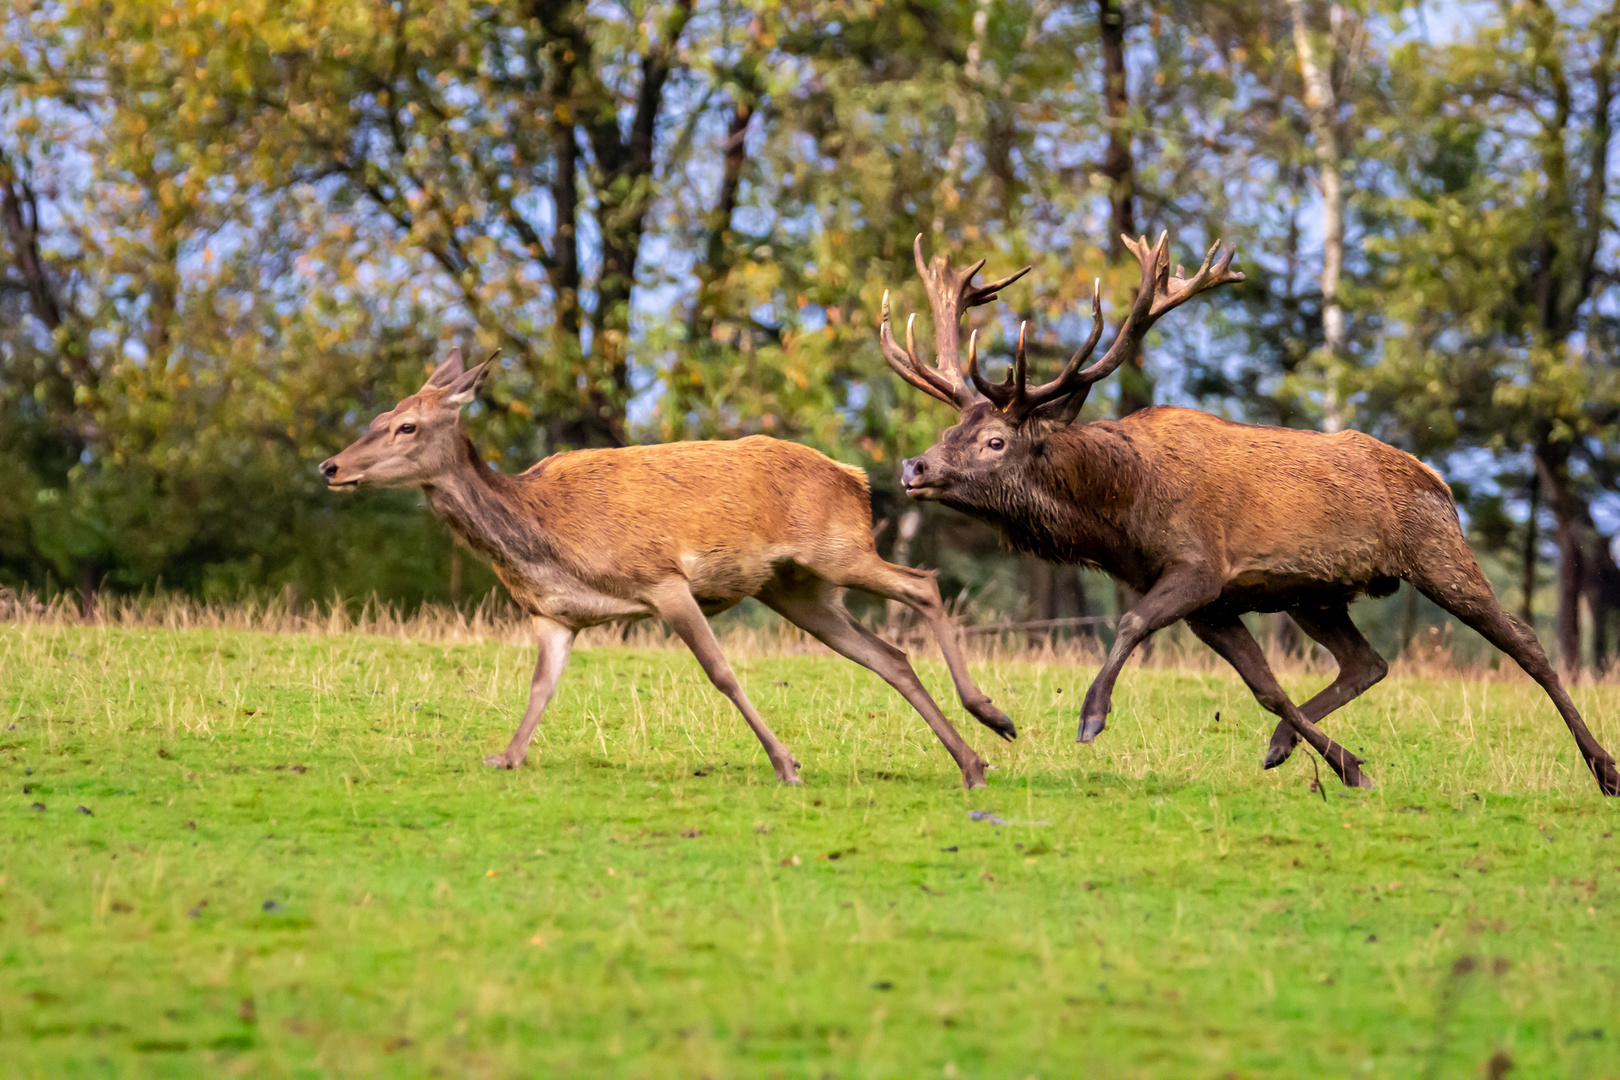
(987, 437, 1005, 451)
(397, 423, 417, 435)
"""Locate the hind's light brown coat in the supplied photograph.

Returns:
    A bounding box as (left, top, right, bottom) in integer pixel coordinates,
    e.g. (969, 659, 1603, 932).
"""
(321, 350, 1013, 787)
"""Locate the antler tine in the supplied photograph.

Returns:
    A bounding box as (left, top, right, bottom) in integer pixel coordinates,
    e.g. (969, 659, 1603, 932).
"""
(1014, 321, 1028, 400)
(1152, 239, 1245, 318)
(966, 328, 1010, 406)
(878, 235, 1031, 410)
(879, 291, 957, 405)
(992, 281, 1108, 423)
(1055, 231, 1166, 392)
(985, 232, 1242, 426)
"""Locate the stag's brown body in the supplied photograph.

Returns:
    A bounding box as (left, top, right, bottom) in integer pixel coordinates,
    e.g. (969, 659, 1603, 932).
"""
(881, 232, 1620, 796)
(998, 407, 1450, 605)
(320, 350, 1013, 788)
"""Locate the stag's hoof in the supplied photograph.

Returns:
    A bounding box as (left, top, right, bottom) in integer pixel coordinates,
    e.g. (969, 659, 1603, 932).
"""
(971, 702, 1017, 741)
(1263, 743, 1294, 770)
(483, 753, 520, 769)
(1077, 712, 1107, 743)
(1345, 769, 1376, 790)
(961, 757, 989, 789)
(1595, 758, 1620, 797)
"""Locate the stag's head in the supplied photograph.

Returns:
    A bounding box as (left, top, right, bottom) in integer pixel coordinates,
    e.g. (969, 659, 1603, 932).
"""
(883, 233, 1242, 515)
(319, 347, 494, 490)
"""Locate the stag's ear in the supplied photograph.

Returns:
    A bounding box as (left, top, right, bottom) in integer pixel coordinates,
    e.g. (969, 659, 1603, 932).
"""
(442, 358, 492, 408)
(423, 346, 465, 389)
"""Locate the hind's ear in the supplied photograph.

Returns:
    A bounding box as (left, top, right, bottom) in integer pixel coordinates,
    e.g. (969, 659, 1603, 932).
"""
(442, 357, 493, 408)
(423, 346, 465, 390)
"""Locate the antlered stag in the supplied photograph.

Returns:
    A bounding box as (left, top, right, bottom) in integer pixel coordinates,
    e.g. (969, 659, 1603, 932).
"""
(319, 349, 1014, 787)
(878, 232, 1620, 795)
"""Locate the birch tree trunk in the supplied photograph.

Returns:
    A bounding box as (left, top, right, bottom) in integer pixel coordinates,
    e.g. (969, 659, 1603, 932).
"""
(1289, 0, 1350, 433)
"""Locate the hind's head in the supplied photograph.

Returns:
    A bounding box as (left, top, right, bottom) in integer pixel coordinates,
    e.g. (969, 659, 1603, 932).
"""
(319, 348, 493, 490)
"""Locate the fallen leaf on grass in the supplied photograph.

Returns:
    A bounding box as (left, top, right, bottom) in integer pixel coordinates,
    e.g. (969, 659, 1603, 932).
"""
(262, 899, 284, 914)
(779, 855, 801, 867)
(29, 802, 44, 812)
(681, 829, 702, 838)
(77, 805, 92, 816)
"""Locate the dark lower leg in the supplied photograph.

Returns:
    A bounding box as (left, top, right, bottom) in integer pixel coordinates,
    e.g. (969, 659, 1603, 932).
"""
(1079, 567, 1222, 742)
(1188, 614, 1372, 789)
(1264, 605, 1389, 769)
(763, 583, 988, 788)
(650, 582, 801, 783)
(1421, 578, 1620, 796)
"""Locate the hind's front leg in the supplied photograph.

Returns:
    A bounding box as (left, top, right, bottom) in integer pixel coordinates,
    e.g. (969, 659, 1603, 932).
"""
(485, 617, 575, 769)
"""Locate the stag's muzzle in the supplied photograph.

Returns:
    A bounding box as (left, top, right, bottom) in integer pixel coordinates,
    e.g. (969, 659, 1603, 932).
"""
(901, 455, 942, 499)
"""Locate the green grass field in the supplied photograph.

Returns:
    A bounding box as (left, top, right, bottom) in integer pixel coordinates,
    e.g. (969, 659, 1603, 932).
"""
(1, 622, 1617, 1078)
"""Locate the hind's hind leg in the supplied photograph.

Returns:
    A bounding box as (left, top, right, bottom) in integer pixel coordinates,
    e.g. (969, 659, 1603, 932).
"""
(1264, 604, 1390, 770)
(835, 555, 1017, 741)
(1409, 544, 1620, 796)
(759, 572, 989, 789)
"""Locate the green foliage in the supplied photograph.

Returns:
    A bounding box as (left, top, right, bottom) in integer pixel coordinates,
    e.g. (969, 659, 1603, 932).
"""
(3, 0, 1620, 647)
(4, 625, 1619, 1075)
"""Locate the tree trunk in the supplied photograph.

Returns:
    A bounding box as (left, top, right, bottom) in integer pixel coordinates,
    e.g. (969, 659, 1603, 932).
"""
(1536, 446, 1584, 677)
(1024, 556, 1055, 650)
(1288, 0, 1350, 433)
(1401, 581, 1419, 657)
(1521, 474, 1540, 624)
(1097, 0, 1147, 419)
(78, 560, 100, 623)
(885, 507, 924, 637)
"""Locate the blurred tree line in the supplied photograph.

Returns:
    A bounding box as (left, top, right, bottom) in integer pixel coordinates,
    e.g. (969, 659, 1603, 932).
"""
(3, 0, 1619, 671)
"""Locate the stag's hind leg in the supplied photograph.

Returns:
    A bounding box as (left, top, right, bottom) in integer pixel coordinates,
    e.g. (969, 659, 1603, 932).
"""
(1187, 613, 1374, 789)
(647, 580, 801, 783)
(834, 556, 1016, 741)
(1263, 604, 1390, 770)
(1407, 549, 1620, 796)
(760, 572, 989, 788)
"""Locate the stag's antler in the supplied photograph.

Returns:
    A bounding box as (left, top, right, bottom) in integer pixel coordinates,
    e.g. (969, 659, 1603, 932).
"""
(966, 232, 1243, 424)
(879, 235, 1031, 408)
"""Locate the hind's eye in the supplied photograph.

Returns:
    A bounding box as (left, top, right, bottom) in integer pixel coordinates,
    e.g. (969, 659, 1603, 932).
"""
(987, 437, 1005, 451)
(397, 423, 417, 435)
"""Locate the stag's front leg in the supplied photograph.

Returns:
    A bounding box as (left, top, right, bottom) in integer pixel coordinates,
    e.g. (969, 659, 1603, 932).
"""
(1079, 567, 1221, 742)
(485, 616, 576, 769)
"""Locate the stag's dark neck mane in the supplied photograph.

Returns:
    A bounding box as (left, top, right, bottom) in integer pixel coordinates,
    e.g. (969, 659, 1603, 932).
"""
(421, 431, 555, 568)
(968, 419, 1149, 586)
